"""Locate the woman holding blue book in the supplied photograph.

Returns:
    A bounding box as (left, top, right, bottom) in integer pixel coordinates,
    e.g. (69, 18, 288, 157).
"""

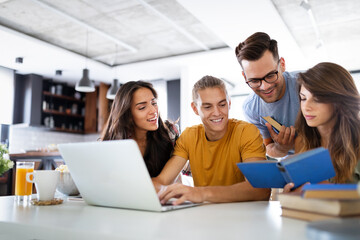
(284, 62, 360, 192)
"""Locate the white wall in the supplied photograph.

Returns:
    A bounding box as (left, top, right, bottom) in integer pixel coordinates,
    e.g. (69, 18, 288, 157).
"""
(352, 73, 360, 91)
(0, 66, 14, 125)
(151, 79, 168, 121)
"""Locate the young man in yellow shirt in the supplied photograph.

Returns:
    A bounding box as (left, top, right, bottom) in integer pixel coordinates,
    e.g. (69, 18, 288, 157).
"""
(152, 76, 270, 205)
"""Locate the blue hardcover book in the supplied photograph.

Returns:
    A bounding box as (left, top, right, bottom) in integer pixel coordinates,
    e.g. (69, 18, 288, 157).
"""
(302, 183, 360, 199)
(236, 147, 336, 188)
(302, 184, 358, 191)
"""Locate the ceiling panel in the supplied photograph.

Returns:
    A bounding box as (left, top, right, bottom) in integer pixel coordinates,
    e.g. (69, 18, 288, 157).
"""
(271, 0, 360, 70)
(0, 0, 227, 66)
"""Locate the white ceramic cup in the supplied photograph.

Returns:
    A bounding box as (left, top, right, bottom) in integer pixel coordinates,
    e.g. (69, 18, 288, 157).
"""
(26, 170, 60, 201)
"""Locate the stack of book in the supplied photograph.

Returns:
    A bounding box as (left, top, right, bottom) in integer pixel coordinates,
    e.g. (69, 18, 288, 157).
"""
(279, 184, 360, 221)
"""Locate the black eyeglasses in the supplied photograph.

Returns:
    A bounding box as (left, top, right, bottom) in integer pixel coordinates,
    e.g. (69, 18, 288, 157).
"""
(245, 62, 280, 89)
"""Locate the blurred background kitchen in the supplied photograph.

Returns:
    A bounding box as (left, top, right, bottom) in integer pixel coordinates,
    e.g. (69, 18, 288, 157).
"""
(0, 0, 360, 194)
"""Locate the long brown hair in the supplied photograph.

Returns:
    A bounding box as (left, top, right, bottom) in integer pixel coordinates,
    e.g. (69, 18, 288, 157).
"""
(295, 62, 360, 183)
(100, 81, 173, 177)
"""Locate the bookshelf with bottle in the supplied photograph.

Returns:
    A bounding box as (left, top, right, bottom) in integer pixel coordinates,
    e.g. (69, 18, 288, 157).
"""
(41, 79, 86, 134)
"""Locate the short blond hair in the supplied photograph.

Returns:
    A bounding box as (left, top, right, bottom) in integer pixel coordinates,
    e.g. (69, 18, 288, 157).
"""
(192, 75, 228, 102)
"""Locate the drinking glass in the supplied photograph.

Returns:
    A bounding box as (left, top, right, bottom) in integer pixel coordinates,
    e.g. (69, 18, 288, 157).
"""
(15, 161, 34, 204)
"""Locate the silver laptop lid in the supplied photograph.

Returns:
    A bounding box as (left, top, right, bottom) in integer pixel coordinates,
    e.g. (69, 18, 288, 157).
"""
(58, 140, 163, 212)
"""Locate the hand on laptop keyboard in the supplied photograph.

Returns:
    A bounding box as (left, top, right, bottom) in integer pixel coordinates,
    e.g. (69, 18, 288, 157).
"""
(157, 185, 168, 197)
(158, 183, 204, 206)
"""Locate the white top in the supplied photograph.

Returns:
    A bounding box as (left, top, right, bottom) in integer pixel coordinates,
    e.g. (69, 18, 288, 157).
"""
(0, 196, 309, 240)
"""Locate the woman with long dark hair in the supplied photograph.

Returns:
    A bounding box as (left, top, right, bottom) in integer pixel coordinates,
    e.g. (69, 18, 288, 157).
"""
(284, 62, 360, 191)
(100, 81, 178, 177)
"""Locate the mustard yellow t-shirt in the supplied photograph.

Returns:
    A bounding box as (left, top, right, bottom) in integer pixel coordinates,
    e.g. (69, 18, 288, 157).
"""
(173, 119, 266, 187)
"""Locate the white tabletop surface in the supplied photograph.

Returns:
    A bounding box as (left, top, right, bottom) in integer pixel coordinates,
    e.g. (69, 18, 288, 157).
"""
(0, 196, 310, 240)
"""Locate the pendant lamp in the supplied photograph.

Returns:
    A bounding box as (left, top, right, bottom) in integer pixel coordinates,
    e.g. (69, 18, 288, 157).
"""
(106, 79, 120, 100)
(106, 44, 121, 99)
(75, 68, 95, 92)
(76, 30, 95, 92)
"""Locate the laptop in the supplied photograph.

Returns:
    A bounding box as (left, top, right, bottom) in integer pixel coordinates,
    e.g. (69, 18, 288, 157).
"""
(58, 140, 199, 212)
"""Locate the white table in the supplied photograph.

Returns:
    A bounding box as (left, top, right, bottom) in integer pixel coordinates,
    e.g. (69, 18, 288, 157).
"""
(0, 196, 310, 240)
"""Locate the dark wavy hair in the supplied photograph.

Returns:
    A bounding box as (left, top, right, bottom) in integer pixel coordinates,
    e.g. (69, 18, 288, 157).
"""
(235, 32, 279, 68)
(100, 81, 173, 177)
(296, 62, 360, 183)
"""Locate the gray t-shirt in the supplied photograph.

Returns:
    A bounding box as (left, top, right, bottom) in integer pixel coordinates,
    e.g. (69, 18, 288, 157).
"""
(242, 71, 300, 140)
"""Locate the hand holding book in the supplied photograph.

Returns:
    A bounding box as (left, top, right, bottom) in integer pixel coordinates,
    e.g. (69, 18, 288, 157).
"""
(262, 116, 296, 156)
(237, 147, 336, 189)
(262, 116, 282, 134)
(283, 182, 301, 193)
(282, 180, 329, 193)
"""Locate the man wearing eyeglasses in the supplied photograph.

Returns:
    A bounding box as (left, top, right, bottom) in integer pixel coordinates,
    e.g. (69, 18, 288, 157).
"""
(235, 32, 299, 157)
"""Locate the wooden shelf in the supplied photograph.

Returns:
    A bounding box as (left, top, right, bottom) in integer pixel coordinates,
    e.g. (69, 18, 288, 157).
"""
(40, 79, 97, 134)
(43, 91, 84, 103)
(43, 109, 84, 118)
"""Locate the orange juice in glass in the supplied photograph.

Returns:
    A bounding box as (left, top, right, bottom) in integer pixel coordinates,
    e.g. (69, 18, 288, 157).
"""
(15, 161, 34, 203)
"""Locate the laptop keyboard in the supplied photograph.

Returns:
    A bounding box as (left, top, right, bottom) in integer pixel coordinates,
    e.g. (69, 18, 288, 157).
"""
(161, 200, 196, 206)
